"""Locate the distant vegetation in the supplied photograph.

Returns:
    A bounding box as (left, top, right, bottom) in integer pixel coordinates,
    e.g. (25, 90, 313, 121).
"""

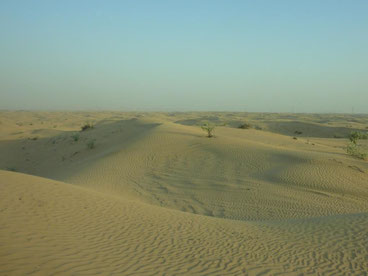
(201, 123, 215, 138)
(81, 122, 94, 131)
(346, 142, 367, 160)
(71, 133, 80, 142)
(238, 123, 251, 129)
(349, 131, 368, 144)
(346, 131, 367, 160)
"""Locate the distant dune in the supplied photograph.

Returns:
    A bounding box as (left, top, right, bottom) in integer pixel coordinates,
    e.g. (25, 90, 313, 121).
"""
(0, 111, 367, 275)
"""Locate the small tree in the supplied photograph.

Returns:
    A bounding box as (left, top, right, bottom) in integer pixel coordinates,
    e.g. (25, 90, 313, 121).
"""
(201, 123, 215, 138)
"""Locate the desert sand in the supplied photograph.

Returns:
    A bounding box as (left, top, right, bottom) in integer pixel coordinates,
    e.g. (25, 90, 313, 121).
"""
(0, 111, 367, 275)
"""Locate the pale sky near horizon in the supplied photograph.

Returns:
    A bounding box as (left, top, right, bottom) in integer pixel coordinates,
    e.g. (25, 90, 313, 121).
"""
(1, 1, 367, 113)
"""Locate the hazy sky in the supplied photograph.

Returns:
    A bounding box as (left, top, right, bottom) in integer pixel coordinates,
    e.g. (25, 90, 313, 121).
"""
(1, 0, 367, 112)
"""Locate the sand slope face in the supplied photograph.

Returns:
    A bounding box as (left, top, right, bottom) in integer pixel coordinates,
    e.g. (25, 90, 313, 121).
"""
(62, 122, 368, 220)
(1, 112, 368, 220)
(1, 171, 368, 276)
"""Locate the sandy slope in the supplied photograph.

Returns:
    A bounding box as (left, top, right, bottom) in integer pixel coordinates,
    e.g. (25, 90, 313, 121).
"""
(0, 111, 368, 275)
(1, 171, 367, 275)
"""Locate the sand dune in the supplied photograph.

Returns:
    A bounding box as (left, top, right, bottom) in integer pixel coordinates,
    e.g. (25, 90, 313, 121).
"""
(1, 171, 367, 275)
(0, 111, 368, 275)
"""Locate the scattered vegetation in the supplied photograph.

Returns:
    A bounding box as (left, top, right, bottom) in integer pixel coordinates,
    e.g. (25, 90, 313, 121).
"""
(349, 131, 368, 144)
(346, 131, 367, 160)
(71, 133, 80, 142)
(81, 122, 94, 131)
(294, 130, 303, 135)
(201, 123, 215, 138)
(6, 167, 17, 172)
(238, 123, 251, 129)
(346, 142, 367, 160)
(87, 139, 96, 149)
(293, 137, 298, 140)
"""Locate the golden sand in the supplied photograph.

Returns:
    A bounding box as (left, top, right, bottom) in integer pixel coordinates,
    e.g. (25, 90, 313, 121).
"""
(1, 111, 367, 275)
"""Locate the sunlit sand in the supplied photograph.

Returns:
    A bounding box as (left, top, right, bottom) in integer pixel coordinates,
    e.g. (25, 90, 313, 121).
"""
(1, 111, 367, 275)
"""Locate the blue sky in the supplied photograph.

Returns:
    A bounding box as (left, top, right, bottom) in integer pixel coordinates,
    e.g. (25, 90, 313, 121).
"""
(1, 0, 367, 112)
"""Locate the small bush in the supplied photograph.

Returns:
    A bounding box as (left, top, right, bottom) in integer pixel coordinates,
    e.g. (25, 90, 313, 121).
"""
(87, 139, 96, 149)
(238, 123, 251, 129)
(293, 137, 298, 140)
(346, 142, 367, 160)
(349, 131, 361, 144)
(71, 133, 80, 142)
(81, 123, 94, 131)
(294, 130, 303, 135)
(201, 123, 215, 138)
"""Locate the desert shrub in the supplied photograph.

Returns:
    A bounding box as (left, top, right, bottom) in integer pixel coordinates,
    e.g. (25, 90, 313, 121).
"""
(238, 123, 251, 129)
(201, 123, 215, 138)
(87, 139, 96, 149)
(346, 142, 367, 160)
(81, 122, 94, 131)
(71, 133, 80, 142)
(349, 131, 362, 144)
(293, 136, 297, 140)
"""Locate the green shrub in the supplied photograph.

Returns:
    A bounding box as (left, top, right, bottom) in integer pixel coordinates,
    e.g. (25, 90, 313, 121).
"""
(71, 133, 80, 142)
(346, 142, 367, 160)
(87, 139, 96, 149)
(349, 131, 362, 144)
(201, 123, 215, 138)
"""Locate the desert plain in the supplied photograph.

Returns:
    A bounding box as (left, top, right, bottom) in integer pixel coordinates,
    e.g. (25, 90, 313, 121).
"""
(0, 111, 367, 275)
